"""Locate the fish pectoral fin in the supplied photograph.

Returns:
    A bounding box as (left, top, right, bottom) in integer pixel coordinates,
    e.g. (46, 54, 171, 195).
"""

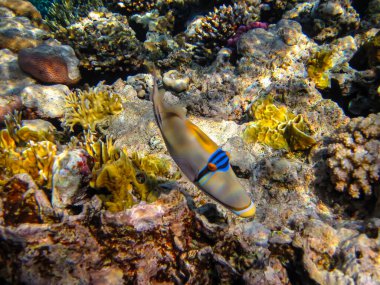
(172, 154, 199, 182)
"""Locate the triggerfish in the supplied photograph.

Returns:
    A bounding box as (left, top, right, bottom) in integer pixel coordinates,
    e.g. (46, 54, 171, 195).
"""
(151, 76, 256, 218)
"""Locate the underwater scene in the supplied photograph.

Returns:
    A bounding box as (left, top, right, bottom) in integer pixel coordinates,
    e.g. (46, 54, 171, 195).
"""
(0, 0, 379, 284)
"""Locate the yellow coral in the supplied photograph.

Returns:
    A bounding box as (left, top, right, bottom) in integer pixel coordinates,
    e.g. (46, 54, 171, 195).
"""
(0, 114, 57, 188)
(85, 135, 174, 212)
(0, 136, 57, 188)
(243, 99, 316, 151)
(64, 88, 123, 131)
(307, 49, 335, 89)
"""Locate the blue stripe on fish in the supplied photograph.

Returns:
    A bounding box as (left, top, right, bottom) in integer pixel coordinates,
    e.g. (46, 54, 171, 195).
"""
(196, 148, 230, 182)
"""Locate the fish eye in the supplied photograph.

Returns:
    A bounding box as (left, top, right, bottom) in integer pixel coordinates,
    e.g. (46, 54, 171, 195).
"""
(136, 172, 147, 184)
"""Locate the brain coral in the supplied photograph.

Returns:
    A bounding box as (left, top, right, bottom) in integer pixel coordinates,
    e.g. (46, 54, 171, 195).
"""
(52, 11, 143, 72)
(327, 113, 380, 198)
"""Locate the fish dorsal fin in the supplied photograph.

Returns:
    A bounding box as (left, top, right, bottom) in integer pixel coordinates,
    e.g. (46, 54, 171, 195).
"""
(161, 105, 187, 121)
(185, 120, 218, 154)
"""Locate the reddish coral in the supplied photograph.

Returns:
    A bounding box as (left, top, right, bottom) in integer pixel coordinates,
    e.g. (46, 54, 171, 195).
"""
(227, 22, 269, 47)
(18, 49, 80, 85)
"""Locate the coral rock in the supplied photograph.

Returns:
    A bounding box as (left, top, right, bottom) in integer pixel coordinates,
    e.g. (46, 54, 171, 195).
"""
(293, 219, 380, 284)
(52, 149, 93, 210)
(17, 119, 56, 143)
(20, 84, 70, 119)
(0, 16, 46, 52)
(0, 0, 42, 27)
(18, 43, 81, 85)
(162, 69, 190, 92)
(0, 48, 36, 97)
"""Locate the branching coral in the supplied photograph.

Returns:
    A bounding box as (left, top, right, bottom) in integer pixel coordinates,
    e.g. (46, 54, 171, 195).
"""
(327, 113, 380, 198)
(45, 0, 104, 32)
(243, 98, 316, 151)
(52, 11, 143, 72)
(84, 134, 175, 212)
(185, 3, 260, 63)
(63, 86, 123, 131)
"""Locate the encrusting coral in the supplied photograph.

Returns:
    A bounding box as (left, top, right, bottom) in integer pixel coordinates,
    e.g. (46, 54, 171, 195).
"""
(327, 113, 380, 198)
(63, 86, 123, 131)
(243, 98, 316, 151)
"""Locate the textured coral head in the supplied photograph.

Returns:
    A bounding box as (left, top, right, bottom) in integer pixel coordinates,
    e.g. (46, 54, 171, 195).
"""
(18, 49, 80, 85)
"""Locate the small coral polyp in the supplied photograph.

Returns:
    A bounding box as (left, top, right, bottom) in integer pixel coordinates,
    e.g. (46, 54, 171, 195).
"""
(243, 98, 315, 151)
(63, 87, 123, 131)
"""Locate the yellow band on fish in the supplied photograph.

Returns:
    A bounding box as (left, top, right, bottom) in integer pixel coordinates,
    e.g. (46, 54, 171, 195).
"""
(231, 200, 256, 218)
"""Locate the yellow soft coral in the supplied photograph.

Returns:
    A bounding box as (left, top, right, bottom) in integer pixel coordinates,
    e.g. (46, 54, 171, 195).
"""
(0, 114, 57, 187)
(307, 49, 335, 89)
(0, 132, 56, 188)
(64, 87, 123, 131)
(243, 98, 316, 151)
(85, 134, 174, 212)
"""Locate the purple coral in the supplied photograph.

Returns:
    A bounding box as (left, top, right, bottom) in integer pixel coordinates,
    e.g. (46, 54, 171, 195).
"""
(227, 22, 269, 47)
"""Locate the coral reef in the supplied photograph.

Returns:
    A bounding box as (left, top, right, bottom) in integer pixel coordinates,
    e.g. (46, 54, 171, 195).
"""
(18, 42, 81, 85)
(284, 0, 360, 42)
(107, 0, 156, 15)
(0, 0, 380, 284)
(185, 3, 260, 63)
(243, 98, 316, 151)
(52, 11, 143, 72)
(63, 85, 123, 131)
(327, 113, 380, 198)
